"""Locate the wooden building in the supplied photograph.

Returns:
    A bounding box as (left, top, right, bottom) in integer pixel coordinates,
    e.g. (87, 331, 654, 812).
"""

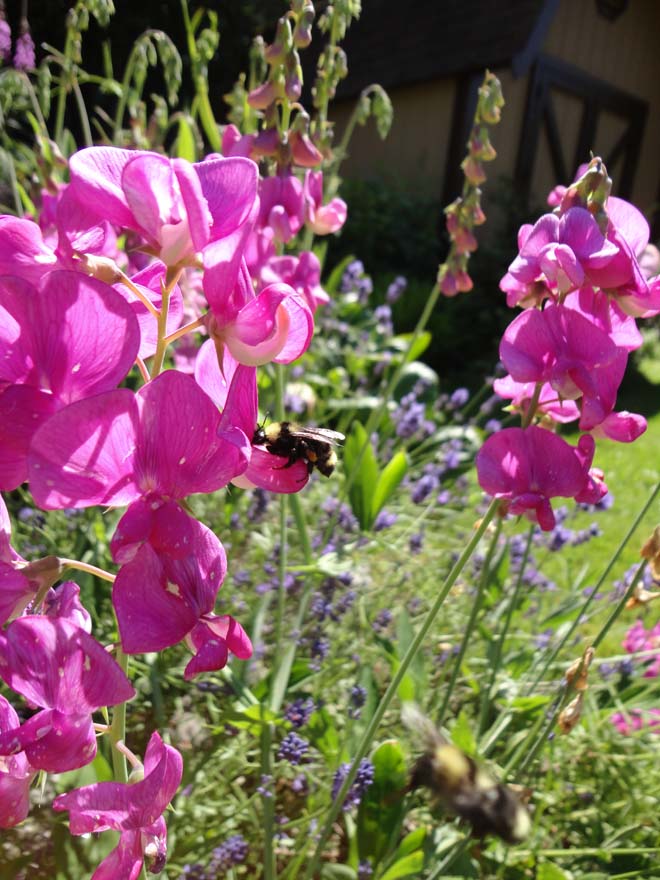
(332, 0, 660, 232)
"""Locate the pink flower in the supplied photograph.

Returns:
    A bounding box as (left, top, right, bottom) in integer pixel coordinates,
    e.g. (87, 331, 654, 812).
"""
(476, 426, 596, 531)
(499, 302, 627, 432)
(0, 616, 134, 772)
(203, 232, 313, 366)
(69, 147, 258, 268)
(611, 708, 660, 736)
(507, 207, 619, 296)
(194, 340, 310, 493)
(28, 369, 251, 510)
(623, 620, 660, 677)
(492, 375, 580, 424)
(303, 171, 347, 235)
(53, 731, 183, 880)
(0, 271, 140, 490)
(259, 251, 330, 313)
(110, 496, 251, 677)
(0, 695, 34, 828)
(258, 173, 305, 243)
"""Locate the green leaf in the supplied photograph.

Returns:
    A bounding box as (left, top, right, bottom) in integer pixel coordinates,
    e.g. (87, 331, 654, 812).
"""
(395, 611, 425, 703)
(324, 255, 357, 295)
(537, 863, 572, 880)
(390, 330, 432, 362)
(450, 711, 476, 756)
(394, 827, 426, 859)
(379, 851, 425, 880)
(222, 703, 279, 734)
(320, 866, 357, 879)
(176, 115, 197, 161)
(356, 740, 408, 867)
(372, 451, 407, 522)
(344, 421, 379, 529)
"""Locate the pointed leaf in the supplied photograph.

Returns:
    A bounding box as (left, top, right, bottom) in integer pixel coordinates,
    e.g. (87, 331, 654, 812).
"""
(343, 422, 379, 530)
(371, 451, 408, 522)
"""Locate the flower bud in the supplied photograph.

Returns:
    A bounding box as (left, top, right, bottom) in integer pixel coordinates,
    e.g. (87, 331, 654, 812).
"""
(461, 156, 486, 186)
(293, 5, 315, 48)
(264, 18, 292, 65)
(247, 80, 278, 110)
(558, 692, 584, 734)
(565, 646, 594, 692)
(641, 524, 660, 580)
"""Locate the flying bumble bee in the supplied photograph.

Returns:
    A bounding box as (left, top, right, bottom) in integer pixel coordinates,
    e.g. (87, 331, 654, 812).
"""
(402, 704, 531, 844)
(252, 422, 345, 478)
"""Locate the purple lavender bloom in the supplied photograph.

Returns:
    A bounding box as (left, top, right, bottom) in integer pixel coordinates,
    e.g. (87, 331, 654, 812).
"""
(450, 387, 470, 408)
(358, 861, 374, 879)
(332, 758, 375, 810)
(534, 628, 554, 650)
(283, 697, 315, 729)
(409, 532, 424, 555)
(373, 510, 398, 531)
(277, 731, 309, 765)
(211, 834, 249, 870)
(374, 304, 393, 335)
(386, 276, 407, 304)
(372, 609, 392, 632)
(13, 30, 34, 70)
(291, 774, 308, 793)
(348, 684, 367, 719)
(485, 418, 502, 433)
(411, 473, 438, 504)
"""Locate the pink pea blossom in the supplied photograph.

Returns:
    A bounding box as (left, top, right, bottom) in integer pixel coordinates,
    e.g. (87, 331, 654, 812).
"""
(110, 496, 251, 677)
(492, 376, 580, 424)
(28, 369, 250, 510)
(499, 302, 629, 433)
(611, 708, 660, 736)
(476, 426, 598, 531)
(0, 695, 34, 828)
(0, 271, 140, 490)
(258, 173, 305, 243)
(203, 232, 313, 366)
(258, 251, 330, 312)
(0, 615, 135, 772)
(507, 207, 619, 296)
(194, 340, 310, 492)
(69, 147, 258, 268)
(53, 731, 183, 879)
(303, 171, 347, 235)
(623, 620, 660, 677)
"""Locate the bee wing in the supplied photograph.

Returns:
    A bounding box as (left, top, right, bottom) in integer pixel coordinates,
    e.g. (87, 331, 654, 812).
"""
(401, 702, 447, 750)
(289, 427, 345, 443)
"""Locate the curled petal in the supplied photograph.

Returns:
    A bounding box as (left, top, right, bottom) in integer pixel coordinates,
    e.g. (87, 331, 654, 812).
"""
(235, 447, 310, 493)
(184, 615, 253, 680)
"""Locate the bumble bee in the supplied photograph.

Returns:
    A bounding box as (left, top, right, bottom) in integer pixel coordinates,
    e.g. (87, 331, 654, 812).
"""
(252, 422, 345, 477)
(402, 704, 531, 844)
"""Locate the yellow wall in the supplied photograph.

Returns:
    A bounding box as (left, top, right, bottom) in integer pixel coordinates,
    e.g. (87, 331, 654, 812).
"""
(332, 0, 660, 220)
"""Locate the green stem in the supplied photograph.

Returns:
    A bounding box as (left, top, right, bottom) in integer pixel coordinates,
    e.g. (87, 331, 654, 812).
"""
(180, 0, 221, 152)
(149, 268, 180, 379)
(301, 499, 499, 880)
(72, 77, 93, 146)
(437, 517, 502, 727)
(260, 723, 277, 880)
(109, 648, 130, 783)
(478, 524, 534, 736)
